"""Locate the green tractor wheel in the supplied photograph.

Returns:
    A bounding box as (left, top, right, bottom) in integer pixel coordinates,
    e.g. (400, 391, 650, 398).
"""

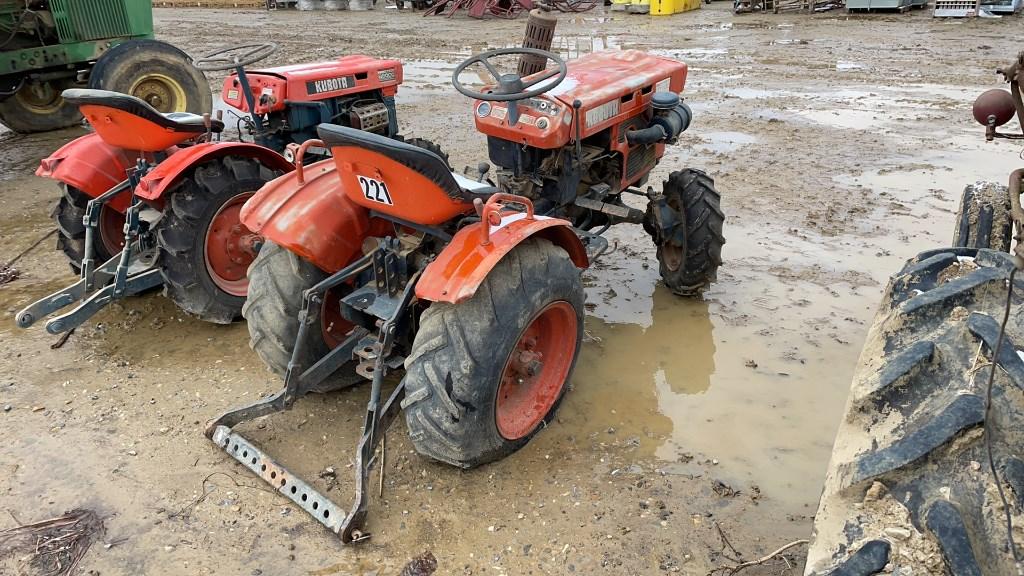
(89, 40, 212, 115)
(0, 78, 83, 133)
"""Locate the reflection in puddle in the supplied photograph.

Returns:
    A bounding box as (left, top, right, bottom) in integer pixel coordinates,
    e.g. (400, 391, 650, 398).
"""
(696, 131, 757, 154)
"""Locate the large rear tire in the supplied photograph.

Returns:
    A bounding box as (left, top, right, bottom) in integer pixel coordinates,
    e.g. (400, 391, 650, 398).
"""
(51, 185, 125, 272)
(89, 40, 212, 115)
(402, 238, 584, 468)
(243, 241, 361, 378)
(807, 247, 1024, 576)
(154, 157, 277, 323)
(0, 78, 82, 133)
(644, 169, 724, 296)
(953, 181, 1012, 252)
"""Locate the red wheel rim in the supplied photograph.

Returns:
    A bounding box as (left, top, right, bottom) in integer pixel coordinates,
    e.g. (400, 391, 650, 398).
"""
(204, 192, 259, 297)
(98, 206, 126, 256)
(495, 301, 578, 440)
(321, 288, 355, 348)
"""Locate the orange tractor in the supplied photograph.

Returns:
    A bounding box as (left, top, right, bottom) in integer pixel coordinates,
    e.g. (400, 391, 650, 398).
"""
(15, 43, 403, 334)
(207, 46, 724, 540)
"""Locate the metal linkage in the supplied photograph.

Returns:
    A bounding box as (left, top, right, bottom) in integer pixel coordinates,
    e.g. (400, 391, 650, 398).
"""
(16, 159, 164, 334)
(205, 242, 421, 541)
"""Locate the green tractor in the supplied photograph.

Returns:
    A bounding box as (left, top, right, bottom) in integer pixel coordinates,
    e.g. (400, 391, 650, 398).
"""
(0, 0, 210, 133)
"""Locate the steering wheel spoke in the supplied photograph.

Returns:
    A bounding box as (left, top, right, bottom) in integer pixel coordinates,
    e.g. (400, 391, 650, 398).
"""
(194, 43, 279, 72)
(521, 67, 561, 89)
(452, 48, 567, 103)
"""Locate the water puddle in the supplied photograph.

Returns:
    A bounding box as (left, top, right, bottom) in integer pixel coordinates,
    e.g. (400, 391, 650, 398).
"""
(695, 131, 758, 154)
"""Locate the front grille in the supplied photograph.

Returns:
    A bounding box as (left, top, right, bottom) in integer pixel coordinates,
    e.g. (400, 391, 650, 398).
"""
(51, 0, 134, 43)
(625, 144, 656, 180)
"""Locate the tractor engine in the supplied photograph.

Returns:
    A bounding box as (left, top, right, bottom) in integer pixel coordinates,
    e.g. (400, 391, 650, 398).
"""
(221, 56, 402, 152)
(472, 50, 691, 230)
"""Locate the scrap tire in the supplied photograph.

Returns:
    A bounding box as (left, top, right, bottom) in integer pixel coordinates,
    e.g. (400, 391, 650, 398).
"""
(0, 78, 82, 133)
(52, 186, 123, 272)
(953, 181, 1012, 253)
(155, 157, 278, 323)
(403, 238, 584, 468)
(806, 247, 1024, 576)
(645, 169, 724, 296)
(89, 39, 212, 115)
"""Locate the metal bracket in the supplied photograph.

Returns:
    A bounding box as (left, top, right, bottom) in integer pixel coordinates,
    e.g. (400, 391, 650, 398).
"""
(205, 243, 421, 541)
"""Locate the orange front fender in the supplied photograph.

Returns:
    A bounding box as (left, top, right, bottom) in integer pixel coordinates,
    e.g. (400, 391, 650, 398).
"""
(416, 213, 589, 304)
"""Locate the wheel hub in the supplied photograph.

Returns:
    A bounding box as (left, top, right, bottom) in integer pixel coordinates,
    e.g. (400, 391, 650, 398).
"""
(17, 81, 62, 114)
(204, 193, 258, 297)
(495, 301, 578, 440)
(129, 74, 187, 113)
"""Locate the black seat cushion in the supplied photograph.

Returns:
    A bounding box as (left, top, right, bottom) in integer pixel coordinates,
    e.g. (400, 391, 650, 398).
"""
(317, 123, 462, 199)
(62, 88, 223, 133)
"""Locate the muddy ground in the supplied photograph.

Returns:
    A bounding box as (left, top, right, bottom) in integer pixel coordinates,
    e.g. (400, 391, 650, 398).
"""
(1, 4, 1022, 575)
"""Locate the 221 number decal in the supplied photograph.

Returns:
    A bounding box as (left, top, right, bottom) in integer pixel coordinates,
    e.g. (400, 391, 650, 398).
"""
(358, 175, 393, 206)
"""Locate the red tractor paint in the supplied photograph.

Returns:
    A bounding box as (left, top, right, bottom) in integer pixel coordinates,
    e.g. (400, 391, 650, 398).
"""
(473, 50, 686, 148)
(204, 191, 259, 296)
(415, 200, 588, 304)
(221, 56, 403, 115)
(240, 159, 390, 273)
(36, 132, 157, 213)
(78, 104, 204, 152)
(135, 142, 292, 201)
(495, 300, 577, 440)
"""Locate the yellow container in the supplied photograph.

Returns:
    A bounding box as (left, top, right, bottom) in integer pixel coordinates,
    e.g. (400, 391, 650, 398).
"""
(675, 0, 701, 11)
(651, 0, 674, 13)
(627, 0, 650, 13)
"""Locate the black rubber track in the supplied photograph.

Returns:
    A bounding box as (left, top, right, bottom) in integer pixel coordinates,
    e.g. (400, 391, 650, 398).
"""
(953, 181, 1012, 253)
(402, 237, 584, 468)
(807, 248, 1024, 576)
(51, 185, 118, 272)
(155, 156, 278, 324)
(645, 168, 724, 296)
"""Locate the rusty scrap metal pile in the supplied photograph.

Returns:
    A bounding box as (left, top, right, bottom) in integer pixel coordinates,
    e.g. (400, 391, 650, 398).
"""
(425, 0, 597, 18)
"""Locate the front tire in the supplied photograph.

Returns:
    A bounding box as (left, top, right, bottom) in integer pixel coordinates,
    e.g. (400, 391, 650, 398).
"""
(953, 181, 1012, 252)
(154, 157, 277, 323)
(0, 78, 82, 133)
(89, 40, 212, 115)
(644, 169, 725, 296)
(403, 238, 584, 468)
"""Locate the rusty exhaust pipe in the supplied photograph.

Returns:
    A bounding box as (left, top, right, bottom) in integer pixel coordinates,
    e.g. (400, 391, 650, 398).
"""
(518, 8, 557, 77)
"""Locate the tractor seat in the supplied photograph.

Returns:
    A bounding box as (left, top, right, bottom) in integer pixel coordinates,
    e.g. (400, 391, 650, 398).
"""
(62, 89, 223, 152)
(318, 124, 471, 200)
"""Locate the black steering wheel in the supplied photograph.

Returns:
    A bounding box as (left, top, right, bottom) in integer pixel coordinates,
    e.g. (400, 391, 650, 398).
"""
(193, 43, 279, 72)
(452, 48, 567, 102)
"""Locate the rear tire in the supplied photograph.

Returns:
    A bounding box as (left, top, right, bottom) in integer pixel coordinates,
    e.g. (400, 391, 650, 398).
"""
(51, 185, 124, 272)
(0, 78, 82, 133)
(644, 169, 724, 296)
(243, 241, 362, 380)
(807, 247, 1024, 576)
(155, 157, 277, 323)
(89, 39, 212, 115)
(402, 238, 584, 468)
(953, 181, 1012, 252)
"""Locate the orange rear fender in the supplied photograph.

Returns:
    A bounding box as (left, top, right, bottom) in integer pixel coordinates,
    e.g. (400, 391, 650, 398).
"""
(36, 132, 146, 213)
(136, 142, 293, 202)
(416, 212, 589, 305)
(240, 159, 387, 272)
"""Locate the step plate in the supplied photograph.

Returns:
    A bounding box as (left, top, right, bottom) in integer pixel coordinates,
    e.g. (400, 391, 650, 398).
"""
(211, 425, 346, 533)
